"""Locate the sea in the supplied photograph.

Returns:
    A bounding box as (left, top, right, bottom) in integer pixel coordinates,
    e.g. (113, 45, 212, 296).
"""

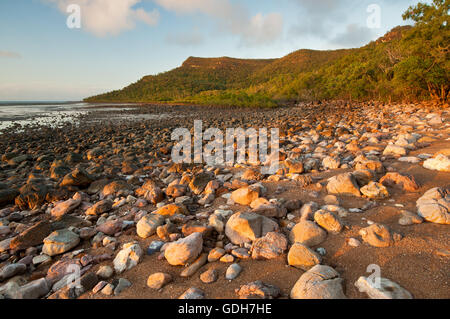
(0, 101, 136, 131)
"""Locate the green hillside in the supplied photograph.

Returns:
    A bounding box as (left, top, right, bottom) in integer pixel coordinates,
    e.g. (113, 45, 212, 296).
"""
(86, 0, 449, 106)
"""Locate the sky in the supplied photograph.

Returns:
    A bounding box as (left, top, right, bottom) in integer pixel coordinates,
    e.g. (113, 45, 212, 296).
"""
(0, 0, 423, 101)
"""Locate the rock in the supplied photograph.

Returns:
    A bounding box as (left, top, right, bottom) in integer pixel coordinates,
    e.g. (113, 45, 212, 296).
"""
(416, 188, 450, 224)
(286, 160, 304, 174)
(290, 265, 347, 299)
(135, 180, 164, 204)
(383, 145, 407, 157)
(0, 189, 19, 206)
(360, 182, 389, 199)
(289, 220, 327, 246)
(398, 210, 423, 226)
(164, 233, 203, 266)
(208, 248, 225, 262)
(299, 202, 319, 220)
(225, 212, 279, 245)
(359, 223, 402, 247)
(101, 180, 131, 198)
(314, 210, 344, 233)
(114, 278, 132, 295)
(179, 287, 205, 299)
(352, 169, 375, 187)
(225, 263, 242, 280)
(51, 199, 81, 218)
(326, 173, 361, 197)
(0, 263, 27, 281)
(85, 200, 112, 216)
(236, 281, 281, 300)
(322, 156, 340, 170)
(200, 268, 218, 284)
(32, 254, 52, 265)
(189, 173, 212, 195)
(42, 229, 80, 257)
(10, 220, 52, 251)
(147, 272, 172, 289)
(154, 204, 186, 217)
(15, 278, 50, 299)
(288, 243, 322, 270)
(113, 242, 143, 274)
(251, 232, 288, 260)
(380, 173, 419, 192)
(220, 254, 234, 263)
(0, 237, 13, 253)
(92, 281, 107, 294)
(231, 187, 259, 206)
(60, 168, 93, 188)
(209, 213, 225, 233)
(101, 283, 114, 295)
(136, 213, 165, 238)
(15, 183, 48, 210)
(180, 253, 208, 277)
(96, 266, 114, 279)
(252, 202, 287, 218)
(355, 276, 413, 299)
(146, 240, 165, 255)
(96, 219, 122, 236)
(423, 154, 450, 172)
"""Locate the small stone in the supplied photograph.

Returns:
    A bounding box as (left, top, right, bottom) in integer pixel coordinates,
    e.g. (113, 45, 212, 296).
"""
(235, 281, 280, 299)
(147, 272, 172, 289)
(42, 229, 80, 257)
(178, 287, 205, 299)
(114, 278, 132, 295)
(200, 269, 218, 284)
(314, 210, 344, 233)
(359, 223, 402, 247)
(113, 242, 143, 274)
(225, 263, 242, 280)
(208, 248, 225, 262)
(288, 243, 322, 270)
(96, 266, 114, 279)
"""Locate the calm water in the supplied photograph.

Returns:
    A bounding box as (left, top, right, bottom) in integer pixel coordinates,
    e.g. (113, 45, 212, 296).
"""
(0, 101, 136, 130)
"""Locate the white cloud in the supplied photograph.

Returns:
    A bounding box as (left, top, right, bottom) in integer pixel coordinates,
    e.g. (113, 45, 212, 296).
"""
(154, 0, 284, 46)
(0, 51, 22, 58)
(330, 24, 377, 48)
(47, 0, 160, 37)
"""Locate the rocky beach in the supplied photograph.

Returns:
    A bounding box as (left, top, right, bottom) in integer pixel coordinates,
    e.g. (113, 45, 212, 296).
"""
(0, 102, 448, 300)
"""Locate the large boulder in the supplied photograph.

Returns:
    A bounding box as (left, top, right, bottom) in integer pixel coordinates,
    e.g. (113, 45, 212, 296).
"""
(42, 229, 80, 256)
(416, 187, 450, 224)
(225, 212, 279, 245)
(164, 233, 203, 266)
(290, 265, 347, 299)
(326, 173, 361, 197)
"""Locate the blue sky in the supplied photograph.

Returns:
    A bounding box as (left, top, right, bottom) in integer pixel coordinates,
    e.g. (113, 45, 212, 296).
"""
(0, 0, 422, 101)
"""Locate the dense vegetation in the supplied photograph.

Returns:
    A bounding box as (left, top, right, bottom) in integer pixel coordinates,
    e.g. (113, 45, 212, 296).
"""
(86, 0, 449, 106)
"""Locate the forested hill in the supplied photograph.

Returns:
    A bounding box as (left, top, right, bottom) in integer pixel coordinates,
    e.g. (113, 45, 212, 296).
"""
(85, 1, 449, 106)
